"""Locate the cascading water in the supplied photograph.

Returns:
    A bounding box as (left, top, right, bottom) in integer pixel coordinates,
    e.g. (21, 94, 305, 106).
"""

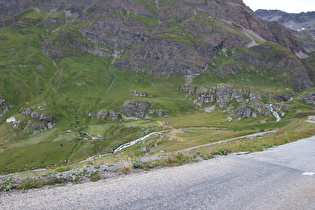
(267, 104, 281, 122)
(113, 132, 158, 154)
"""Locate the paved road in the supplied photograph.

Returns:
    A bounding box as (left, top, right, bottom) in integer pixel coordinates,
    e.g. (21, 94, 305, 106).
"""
(182, 129, 277, 152)
(1, 136, 315, 209)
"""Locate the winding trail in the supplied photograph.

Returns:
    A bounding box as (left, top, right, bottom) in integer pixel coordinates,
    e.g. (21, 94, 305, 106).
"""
(90, 47, 119, 112)
(80, 131, 98, 140)
(48, 60, 59, 94)
(43, 50, 67, 99)
(155, 0, 161, 27)
(105, 48, 119, 94)
(182, 129, 277, 152)
(78, 128, 277, 163)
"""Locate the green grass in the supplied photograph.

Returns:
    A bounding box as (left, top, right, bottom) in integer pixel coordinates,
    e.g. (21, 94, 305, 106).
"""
(128, 11, 159, 31)
(143, 128, 258, 153)
(0, 141, 76, 174)
(190, 119, 315, 156)
(0, 5, 315, 175)
(1, 118, 314, 191)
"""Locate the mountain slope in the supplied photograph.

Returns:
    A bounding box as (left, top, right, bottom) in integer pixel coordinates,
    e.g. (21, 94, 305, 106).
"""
(255, 9, 315, 52)
(0, 0, 314, 174)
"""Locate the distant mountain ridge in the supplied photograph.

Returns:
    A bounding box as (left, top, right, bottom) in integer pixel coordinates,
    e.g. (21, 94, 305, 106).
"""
(255, 9, 315, 52)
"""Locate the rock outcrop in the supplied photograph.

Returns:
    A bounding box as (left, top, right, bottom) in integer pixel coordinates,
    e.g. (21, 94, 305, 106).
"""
(0, 98, 12, 118)
(255, 10, 315, 52)
(266, 21, 307, 55)
(182, 84, 261, 108)
(121, 100, 149, 118)
(18, 107, 56, 135)
(234, 45, 313, 91)
(182, 84, 295, 119)
(234, 107, 255, 118)
(129, 91, 147, 97)
(298, 92, 315, 105)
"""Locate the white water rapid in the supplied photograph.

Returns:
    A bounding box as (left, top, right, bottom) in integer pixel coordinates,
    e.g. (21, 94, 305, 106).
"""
(113, 132, 158, 154)
(268, 104, 281, 122)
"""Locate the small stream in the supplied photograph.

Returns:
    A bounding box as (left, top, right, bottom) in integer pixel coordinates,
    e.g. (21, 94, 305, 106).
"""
(113, 132, 158, 154)
(80, 132, 160, 163)
(267, 104, 281, 122)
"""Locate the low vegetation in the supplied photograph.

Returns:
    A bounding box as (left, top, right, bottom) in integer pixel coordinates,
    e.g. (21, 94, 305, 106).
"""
(1, 118, 315, 192)
(1, 0, 315, 193)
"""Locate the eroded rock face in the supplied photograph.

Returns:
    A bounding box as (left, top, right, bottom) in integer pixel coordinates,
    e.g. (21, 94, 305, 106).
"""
(234, 106, 254, 118)
(234, 45, 313, 91)
(267, 91, 293, 103)
(109, 112, 120, 120)
(298, 92, 315, 105)
(182, 84, 295, 119)
(0, 0, 276, 75)
(182, 84, 253, 108)
(255, 10, 315, 52)
(97, 111, 108, 121)
(0, 0, 33, 19)
(266, 21, 306, 54)
(121, 100, 149, 118)
(22, 109, 32, 115)
(1, 0, 311, 89)
(0, 97, 13, 117)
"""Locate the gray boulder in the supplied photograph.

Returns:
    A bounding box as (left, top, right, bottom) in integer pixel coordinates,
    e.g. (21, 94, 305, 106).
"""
(121, 100, 149, 118)
(234, 107, 253, 118)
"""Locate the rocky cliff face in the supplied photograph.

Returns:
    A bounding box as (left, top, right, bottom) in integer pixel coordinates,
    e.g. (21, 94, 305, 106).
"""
(255, 10, 315, 29)
(0, 98, 11, 118)
(1, 0, 312, 90)
(181, 84, 294, 119)
(255, 10, 315, 52)
(234, 45, 313, 91)
(0, 0, 314, 127)
(266, 21, 307, 56)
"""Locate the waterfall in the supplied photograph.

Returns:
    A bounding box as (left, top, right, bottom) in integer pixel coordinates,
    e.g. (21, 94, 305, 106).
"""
(267, 104, 281, 122)
(113, 132, 158, 154)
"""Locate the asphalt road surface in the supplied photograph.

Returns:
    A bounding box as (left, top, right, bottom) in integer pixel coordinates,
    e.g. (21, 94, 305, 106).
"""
(1, 136, 315, 209)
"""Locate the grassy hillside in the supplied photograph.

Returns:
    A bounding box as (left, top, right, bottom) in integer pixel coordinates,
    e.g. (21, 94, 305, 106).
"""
(0, 6, 314, 174)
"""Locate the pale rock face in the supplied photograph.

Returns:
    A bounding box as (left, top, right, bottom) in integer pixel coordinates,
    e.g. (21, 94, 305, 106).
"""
(6, 117, 17, 123)
(121, 100, 149, 118)
(204, 106, 216, 113)
(182, 84, 294, 120)
(298, 92, 315, 105)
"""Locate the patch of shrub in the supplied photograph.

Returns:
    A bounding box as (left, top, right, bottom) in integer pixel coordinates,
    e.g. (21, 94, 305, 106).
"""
(70, 169, 86, 182)
(175, 153, 187, 163)
(55, 166, 71, 173)
(16, 178, 43, 190)
(88, 170, 101, 182)
(211, 149, 228, 156)
(132, 160, 144, 169)
(121, 166, 132, 174)
(0, 177, 14, 191)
